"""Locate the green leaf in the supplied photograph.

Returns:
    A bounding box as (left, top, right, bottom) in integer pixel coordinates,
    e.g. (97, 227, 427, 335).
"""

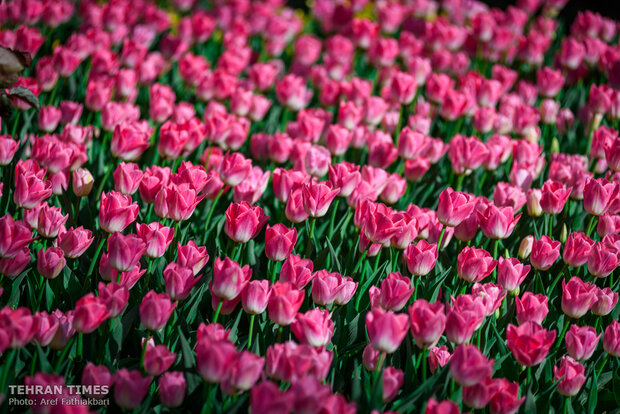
(178, 327, 195, 369)
(9, 86, 40, 111)
(587, 369, 598, 414)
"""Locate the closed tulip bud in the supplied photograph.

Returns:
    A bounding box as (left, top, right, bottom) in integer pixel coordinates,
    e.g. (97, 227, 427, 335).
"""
(107, 232, 146, 272)
(164, 262, 200, 301)
(429, 346, 451, 374)
(196, 338, 236, 383)
(264, 224, 297, 261)
(177, 240, 209, 275)
(158, 372, 186, 408)
(81, 363, 113, 398)
(408, 299, 446, 348)
(530, 235, 561, 271)
(114, 369, 152, 410)
(562, 277, 598, 318)
(457, 247, 496, 283)
(506, 322, 556, 366)
(437, 187, 476, 227)
(212, 257, 251, 301)
(515, 292, 549, 325)
(497, 257, 530, 293)
(72, 168, 94, 197)
(97, 281, 128, 318)
(139, 290, 176, 331)
(450, 344, 494, 387)
(72, 293, 110, 334)
(291, 308, 334, 347)
(404, 240, 438, 276)
(242, 280, 271, 315)
(526, 189, 543, 217)
(366, 308, 409, 354)
(268, 282, 304, 326)
(554, 356, 586, 397)
(285, 188, 310, 223)
(591, 287, 618, 316)
(37, 247, 66, 279)
(518, 235, 534, 260)
(143, 341, 176, 376)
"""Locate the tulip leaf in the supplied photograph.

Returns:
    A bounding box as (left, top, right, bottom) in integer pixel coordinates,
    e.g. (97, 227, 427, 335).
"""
(8, 86, 40, 111)
(178, 327, 195, 369)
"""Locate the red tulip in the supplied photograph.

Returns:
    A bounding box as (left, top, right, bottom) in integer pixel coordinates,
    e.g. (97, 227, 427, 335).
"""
(506, 322, 556, 366)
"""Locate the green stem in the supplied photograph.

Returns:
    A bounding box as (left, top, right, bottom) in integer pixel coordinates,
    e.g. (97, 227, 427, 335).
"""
(306, 218, 316, 258)
(437, 226, 446, 251)
(555, 318, 571, 351)
(548, 214, 554, 238)
(492, 239, 499, 279)
(202, 187, 225, 244)
(421, 346, 427, 382)
(328, 199, 339, 237)
(87, 237, 107, 277)
(95, 162, 115, 201)
(585, 215, 597, 238)
(247, 314, 255, 349)
(546, 263, 568, 296)
(213, 299, 223, 324)
(455, 174, 465, 192)
(269, 261, 278, 284)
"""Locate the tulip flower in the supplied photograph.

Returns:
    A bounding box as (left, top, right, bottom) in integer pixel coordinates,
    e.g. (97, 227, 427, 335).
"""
(553, 356, 586, 397)
(114, 369, 152, 410)
(107, 232, 146, 273)
(268, 282, 305, 326)
(365, 308, 409, 354)
(265, 224, 298, 261)
(565, 325, 600, 361)
(72, 294, 110, 334)
(530, 235, 561, 271)
(81, 363, 113, 398)
(99, 191, 139, 233)
(561, 277, 598, 318)
(139, 291, 176, 331)
(408, 299, 446, 348)
(224, 201, 268, 243)
(457, 246, 496, 283)
(143, 341, 176, 376)
(158, 372, 186, 408)
(291, 308, 334, 347)
(211, 257, 251, 301)
(450, 344, 494, 387)
(506, 322, 556, 366)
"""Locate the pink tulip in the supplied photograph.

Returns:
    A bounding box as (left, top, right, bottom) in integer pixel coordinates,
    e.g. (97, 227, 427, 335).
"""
(107, 232, 146, 272)
(365, 308, 409, 354)
(429, 346, 452, 374)
(98, 282, 129, 318)
(177, 240, 209, 276)
(111, 120, 152, 161)
(291, 308, 334, 347)
(139, 290, 176, 331)
(143, 340, 176, 376)
(563, 232, 595, 267)
(497, 257, 530, 293)
(506, 322, 556, 366)
(72, 168, 94, 197)
(592, 287, 619, 316)
(553, 356, 586, 397)
(223, 351, 265, 394)
(603, 320, 620, 357)
(583, 177, 619, 216)
(154, 183, 204, 221)
(72, 294, 110, 334)
(477, 204, 521, 240)
(587, 241, 620, 278)
(457, 247, 496, 283)
(302, 181, 339, 218)
(280, 255, 314, 289)
(113, 162, 143, 195)
(450, 344, 494, 387)
(515, 292, 549, 325)
(114, 369, 152, 410)
(242, 280, 271, 315)
(408, 299, 446, 348)
(437, 187, 475, 227)
(164, 262, 200, 301)
(565, 324, 600, 361)
(268, 282, 305, 326)
(404, 240, 438, 276)
(562, 277, 598, 318)
(264, 224, 297, 262)
(223, 201, 268, 244)
(99, 191, 139, 233)
(445, 294, 486, 345)
(540, 180, 571, 215)
(136, 222, 175, 259)
(158, 372, 186, 408)
(530, 235, 561, 271)
(81, 363, 113, 398)
(211, 257, 251, 301)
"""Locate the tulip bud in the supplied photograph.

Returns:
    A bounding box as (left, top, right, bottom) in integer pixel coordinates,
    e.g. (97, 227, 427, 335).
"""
(72, 168, 94, 197)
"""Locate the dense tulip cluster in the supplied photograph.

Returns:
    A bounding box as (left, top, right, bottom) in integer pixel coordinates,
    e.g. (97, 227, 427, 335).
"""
(0, 0, 619, 413)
